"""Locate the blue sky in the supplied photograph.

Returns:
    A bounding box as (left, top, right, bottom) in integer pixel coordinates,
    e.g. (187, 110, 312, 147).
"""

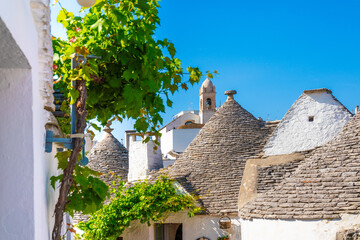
(51, 0, 360, 142)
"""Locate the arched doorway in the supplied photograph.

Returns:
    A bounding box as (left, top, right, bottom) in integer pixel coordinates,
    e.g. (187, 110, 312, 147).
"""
(154, 223, 183, 240)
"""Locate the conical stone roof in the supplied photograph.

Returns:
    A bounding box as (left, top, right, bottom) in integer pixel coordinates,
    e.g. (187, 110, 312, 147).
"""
(73, 128, 129, 224)
(239, 113, 360, 220)
(87, 128, 128, 183)
(162, 92, 273, 215)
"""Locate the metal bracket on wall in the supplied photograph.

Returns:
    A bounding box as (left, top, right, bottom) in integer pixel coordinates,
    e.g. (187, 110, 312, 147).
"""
(45, 130, 72, 153)
(45, 130, 89, 166)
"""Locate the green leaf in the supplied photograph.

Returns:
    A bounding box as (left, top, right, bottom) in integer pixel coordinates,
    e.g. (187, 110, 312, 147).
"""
(122, 69, 139, 81)
(74, 175, 90, 190)
(57, 9, 67, 23)
(90, 123, 101, 131)
(134, 117, 148, 132)
(56, 151, 71, 170)
(92, 177, 109, 199)
(69, 88, 80, 105)
(168, 43, 176, 58)
(108, 77, 122, 88)
(50, 175, 63, 190)
(90, 18, 105, 33)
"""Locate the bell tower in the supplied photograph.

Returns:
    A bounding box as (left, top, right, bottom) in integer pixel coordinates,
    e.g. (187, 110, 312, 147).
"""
(199, 77, 216, 124)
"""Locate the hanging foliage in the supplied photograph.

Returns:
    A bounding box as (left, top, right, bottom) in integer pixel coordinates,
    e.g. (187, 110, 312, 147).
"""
(78, 177, 201, 239)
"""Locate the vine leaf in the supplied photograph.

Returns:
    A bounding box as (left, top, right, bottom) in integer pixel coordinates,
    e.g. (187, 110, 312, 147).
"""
(69, 88, 80, 104)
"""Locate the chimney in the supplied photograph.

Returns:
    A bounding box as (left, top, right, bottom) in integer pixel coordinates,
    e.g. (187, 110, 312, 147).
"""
(127, 132, 163, 182)
(355, 105, 359, 115)
(125, 130, 136, 150)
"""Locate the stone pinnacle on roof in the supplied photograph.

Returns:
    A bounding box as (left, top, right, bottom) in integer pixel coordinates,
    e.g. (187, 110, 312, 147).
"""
(224, 90, 237, 100)
(239, 113, 360, 220)
(103, 125, 114, 133)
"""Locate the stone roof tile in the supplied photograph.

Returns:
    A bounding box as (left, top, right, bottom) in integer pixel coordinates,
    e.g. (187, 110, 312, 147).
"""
(153, 93, 273, 215)
(73, 129, 128, 223)
(87, 130, 128, 183)
(239, 113, 360, 220)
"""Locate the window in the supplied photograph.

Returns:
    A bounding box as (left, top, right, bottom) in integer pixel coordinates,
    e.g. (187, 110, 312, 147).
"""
(308, 116, 314, 122)
(206, 98, 212, 109)
(185, 120, 194, 125)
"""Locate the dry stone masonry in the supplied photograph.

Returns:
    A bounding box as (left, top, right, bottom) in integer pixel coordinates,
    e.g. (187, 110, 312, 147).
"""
(87, 127, 129, 183)
(152, 91, 275, 215)
(239, 112, 360, 220)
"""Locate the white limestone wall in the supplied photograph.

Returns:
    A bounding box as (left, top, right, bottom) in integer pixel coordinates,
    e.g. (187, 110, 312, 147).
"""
(241, 214, 360, 240)
(160, 128, 174, 155)
(264, 92, 351, 156)
(128, 139, 162, 182)
(160, 128, 201, 156)
(0, 69, 36, 240)
(122, 212, 242, 240)
(0, 1, 55, 239)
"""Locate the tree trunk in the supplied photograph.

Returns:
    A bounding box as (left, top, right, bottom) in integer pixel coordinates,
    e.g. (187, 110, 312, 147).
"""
(52, 79, 87, 240)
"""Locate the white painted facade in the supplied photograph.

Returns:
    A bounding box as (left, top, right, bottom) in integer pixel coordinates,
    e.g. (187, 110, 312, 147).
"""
(160, 128, 200, 157)
(159, 78, 217, 157)
(128, 136, 163, 182)
(264, 91, 351, 156)
(161, 111, 200, 133)
(122, 212, 241, 240)
(240, 214, 360, 240)
(0, 1, 60, 239)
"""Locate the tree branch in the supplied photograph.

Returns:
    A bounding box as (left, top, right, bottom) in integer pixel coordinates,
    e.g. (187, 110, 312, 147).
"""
(52, 79, 87, 240)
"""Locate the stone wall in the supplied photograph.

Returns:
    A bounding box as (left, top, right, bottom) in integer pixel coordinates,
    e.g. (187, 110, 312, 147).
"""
(31, 0, 55, 112)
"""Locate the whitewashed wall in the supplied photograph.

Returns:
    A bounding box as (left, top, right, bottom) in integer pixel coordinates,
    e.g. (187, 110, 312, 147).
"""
(264, 91, 351, 156)
(128, 139, 162, 182)
(0, 68, 36, 240)
(0, 0, 56, 239)
(160, 128, 200, 156)
(241, 214, 360, 240)
(122, 212, 242, 240)
(161, 112, 200, 132)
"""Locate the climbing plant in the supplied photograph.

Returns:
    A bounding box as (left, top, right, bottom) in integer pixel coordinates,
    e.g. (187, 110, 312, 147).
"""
(77, 177, 201, 239)
(51, 0, 208, 239)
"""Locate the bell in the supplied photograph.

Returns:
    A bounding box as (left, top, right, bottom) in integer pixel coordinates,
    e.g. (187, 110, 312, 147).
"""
(77, 0, 96, 8)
